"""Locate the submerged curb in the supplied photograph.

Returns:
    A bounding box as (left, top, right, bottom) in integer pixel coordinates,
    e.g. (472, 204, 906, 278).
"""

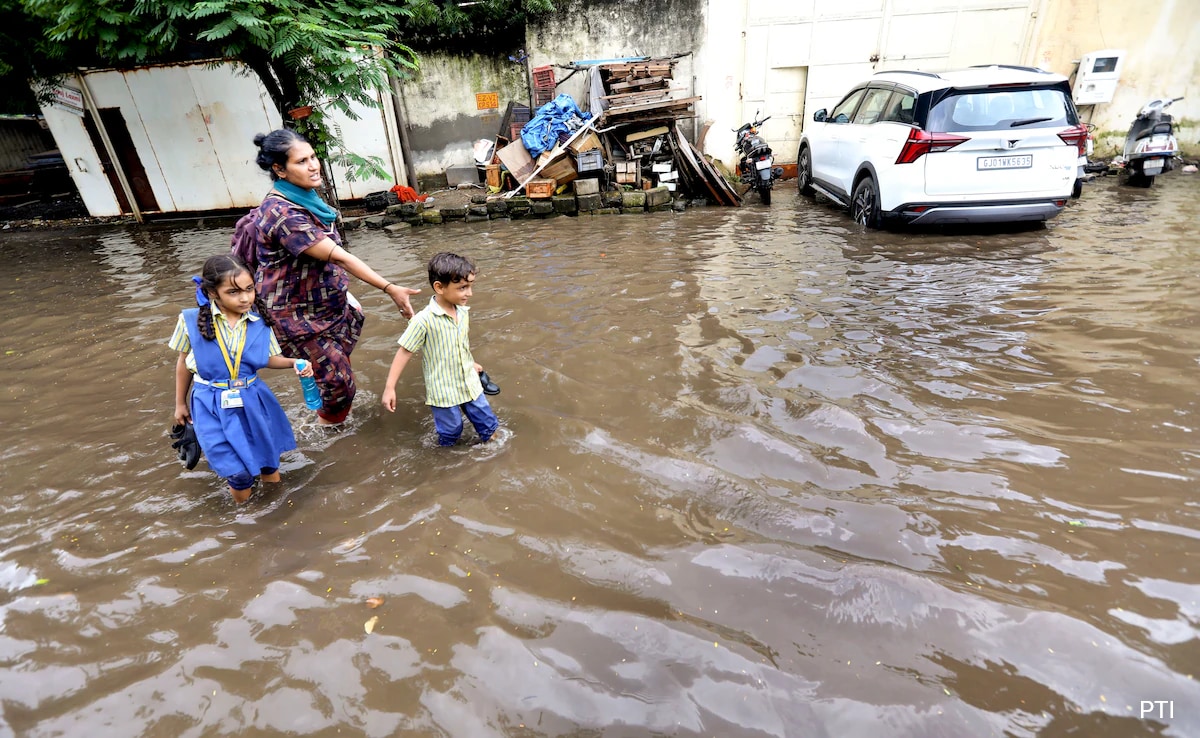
(346, 185, 699, 233)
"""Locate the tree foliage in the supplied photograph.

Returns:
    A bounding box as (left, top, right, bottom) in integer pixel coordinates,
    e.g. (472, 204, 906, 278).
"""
(5, 0, 561, 178)
(17, 0, 424, 180)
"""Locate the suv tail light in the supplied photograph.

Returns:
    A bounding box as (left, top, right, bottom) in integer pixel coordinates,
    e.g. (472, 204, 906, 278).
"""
(1057, 124, 1089, 155)
(896, 130, 970, 164)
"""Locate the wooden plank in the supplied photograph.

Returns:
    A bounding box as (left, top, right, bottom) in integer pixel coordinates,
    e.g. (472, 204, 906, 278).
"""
(608, 76, 669, 92)
(603, 89, 672, 103)
(602, 96, 702, 117)
(625, 126, 670, 143)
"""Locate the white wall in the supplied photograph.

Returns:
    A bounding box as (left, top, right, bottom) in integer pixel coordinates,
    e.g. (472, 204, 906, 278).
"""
(1029, 0, 1199, 157)
(700, 0, 1041, 165)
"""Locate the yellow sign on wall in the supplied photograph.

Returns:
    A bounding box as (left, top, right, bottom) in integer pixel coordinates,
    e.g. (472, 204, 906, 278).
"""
(476, 92, 499, 111)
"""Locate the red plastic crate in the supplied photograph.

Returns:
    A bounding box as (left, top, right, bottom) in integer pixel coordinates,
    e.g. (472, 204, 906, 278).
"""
(531, 65, 555, 89)
(533, 86, 556, 108)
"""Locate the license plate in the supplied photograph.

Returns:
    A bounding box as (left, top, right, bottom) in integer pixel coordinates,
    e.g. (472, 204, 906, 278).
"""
(978, 155, 1032, 170)
(755, 158, 772, 170)
(1142, 159, 1163, 174)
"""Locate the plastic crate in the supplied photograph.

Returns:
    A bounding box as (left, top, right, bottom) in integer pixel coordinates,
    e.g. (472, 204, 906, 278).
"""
(576, 149, 603, 173)
(531, 65, 555, 89)
(533, 87, 556, 109)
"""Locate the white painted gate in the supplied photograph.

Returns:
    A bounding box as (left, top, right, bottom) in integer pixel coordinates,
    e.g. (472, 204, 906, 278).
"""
(740, 0, 1039, 164)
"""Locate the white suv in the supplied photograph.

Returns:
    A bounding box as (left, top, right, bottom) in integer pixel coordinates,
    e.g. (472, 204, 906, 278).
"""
(796, 66, 1088, 228)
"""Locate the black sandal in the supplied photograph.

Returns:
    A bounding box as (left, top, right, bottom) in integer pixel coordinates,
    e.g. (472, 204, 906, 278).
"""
(169, 423, 202, 470)
(478, 370, 500, 396)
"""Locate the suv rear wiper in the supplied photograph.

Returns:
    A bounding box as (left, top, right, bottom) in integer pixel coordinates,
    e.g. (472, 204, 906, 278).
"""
(1009, 117, 1053, 127)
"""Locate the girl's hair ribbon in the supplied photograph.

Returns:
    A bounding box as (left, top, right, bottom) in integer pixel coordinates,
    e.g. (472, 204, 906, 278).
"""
(191, 276, 210, 307)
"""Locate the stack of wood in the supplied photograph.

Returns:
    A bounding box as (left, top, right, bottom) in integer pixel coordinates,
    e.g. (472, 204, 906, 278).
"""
(597, 58, 701, 126)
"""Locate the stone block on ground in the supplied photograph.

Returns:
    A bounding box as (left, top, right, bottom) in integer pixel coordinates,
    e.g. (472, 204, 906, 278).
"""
(421, 210, 444, 224)
(384, 222, 412, 234)
(531, 200, 555, 216)
(465, 213, 490, 223)
(386, 202, 421, 216)
(595, 207, 621, 215)
(603, 191, 624, 208)
(486, 198, 508, 214)
(573, 178, 600, 195)
(576, 193, 602, 211)
(363, 216, 386, 229)
(645, 186, 670, 208)
(622, 206, 645, 214)
(552, 195, 577, 214)
(468, 204, 489, 217)
(471, 193, 490, 204)
(440, 206, 468, 220)
(507, 196, 530, 209)
(621, 191, 647, 209)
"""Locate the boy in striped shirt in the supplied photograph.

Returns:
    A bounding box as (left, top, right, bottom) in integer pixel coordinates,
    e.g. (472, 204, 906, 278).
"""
(381, 252, 499, 445)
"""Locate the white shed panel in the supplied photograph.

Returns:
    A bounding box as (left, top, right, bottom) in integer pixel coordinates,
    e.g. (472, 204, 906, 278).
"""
(38, 101, 123, 217)
(37, 60, 405, 217)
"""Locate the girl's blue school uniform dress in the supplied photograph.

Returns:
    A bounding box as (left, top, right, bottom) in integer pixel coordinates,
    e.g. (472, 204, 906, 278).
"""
(180, 308, 296, 487)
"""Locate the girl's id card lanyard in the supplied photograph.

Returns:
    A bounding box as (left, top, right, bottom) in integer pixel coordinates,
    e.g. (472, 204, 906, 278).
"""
(215, 319, 247, 410)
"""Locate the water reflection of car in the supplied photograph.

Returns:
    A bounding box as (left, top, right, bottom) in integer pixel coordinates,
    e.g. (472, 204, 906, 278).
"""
(796, 66, 1089, 229)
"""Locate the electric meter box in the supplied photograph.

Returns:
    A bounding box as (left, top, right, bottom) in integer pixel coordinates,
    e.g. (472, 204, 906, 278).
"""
(1073, 49, 1124, 105)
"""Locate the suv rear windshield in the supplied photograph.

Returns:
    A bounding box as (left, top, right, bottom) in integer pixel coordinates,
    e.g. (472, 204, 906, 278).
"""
(926, 87, 1076, 133)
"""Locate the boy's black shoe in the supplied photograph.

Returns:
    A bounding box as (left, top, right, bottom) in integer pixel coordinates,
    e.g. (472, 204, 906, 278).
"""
(479, 370, 500, 396)
(169, 423, 202, 470)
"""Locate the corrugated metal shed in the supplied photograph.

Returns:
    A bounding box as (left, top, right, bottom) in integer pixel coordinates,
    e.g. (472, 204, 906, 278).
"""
(37, 60, 407, 218)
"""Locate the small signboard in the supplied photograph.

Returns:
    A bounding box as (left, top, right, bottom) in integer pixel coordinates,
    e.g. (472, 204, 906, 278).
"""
(52, 85, 85, 117)
(475, 92, 499, 111)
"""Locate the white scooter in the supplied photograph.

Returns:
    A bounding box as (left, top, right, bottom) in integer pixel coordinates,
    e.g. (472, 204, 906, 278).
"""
(1119, 97, 1182, 187)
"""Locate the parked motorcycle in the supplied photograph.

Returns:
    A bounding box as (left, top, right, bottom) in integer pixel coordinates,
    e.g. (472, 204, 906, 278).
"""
(1119, 97, 1182, 187)
(735, 112, 783, 205)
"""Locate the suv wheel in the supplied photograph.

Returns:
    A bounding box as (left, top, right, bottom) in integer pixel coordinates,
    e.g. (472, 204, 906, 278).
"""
(851, 176, 882, 229)
(797, 146, 814, 198)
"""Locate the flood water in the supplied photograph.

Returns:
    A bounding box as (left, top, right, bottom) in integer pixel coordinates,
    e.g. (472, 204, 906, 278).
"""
(2, 174, 1198, 737)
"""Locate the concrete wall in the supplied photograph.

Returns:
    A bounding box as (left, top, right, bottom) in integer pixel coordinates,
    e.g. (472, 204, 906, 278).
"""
(1028, 0, 1199, 157)
(397, 53, 529, 183)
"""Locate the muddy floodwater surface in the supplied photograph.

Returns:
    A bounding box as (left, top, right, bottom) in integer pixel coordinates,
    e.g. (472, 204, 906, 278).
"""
(1, 176, 1198, 737)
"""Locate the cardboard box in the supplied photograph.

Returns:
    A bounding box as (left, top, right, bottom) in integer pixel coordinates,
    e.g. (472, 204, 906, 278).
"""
(567, 131, 601, 154)
(496, 139, 536, 182)
(539, 153, 578, 185)
(525, 178, 556, 198)
(615, 160, 640, 185)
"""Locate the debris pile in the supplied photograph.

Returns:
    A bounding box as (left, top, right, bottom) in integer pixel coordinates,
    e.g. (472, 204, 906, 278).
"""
(488, 55, 741, 208)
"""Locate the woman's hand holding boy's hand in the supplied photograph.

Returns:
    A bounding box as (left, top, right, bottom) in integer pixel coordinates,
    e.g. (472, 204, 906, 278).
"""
(381, 387, 397, 413)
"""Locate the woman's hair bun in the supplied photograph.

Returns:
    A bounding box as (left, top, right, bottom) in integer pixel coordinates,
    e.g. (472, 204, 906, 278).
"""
(253, 132, 268, 148)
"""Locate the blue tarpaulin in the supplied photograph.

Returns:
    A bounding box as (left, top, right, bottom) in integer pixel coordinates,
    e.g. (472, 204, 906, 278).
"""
(520, 94, 592, 159)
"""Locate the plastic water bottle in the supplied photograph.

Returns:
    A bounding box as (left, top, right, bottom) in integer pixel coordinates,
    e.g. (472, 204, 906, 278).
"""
(295, 360, 322, 410)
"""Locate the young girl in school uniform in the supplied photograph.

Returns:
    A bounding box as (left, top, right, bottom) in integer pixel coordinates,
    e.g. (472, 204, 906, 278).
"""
(169, 254, 313, 503)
